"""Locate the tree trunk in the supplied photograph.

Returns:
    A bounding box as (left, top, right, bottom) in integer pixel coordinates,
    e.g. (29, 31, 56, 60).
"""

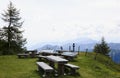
(8, 13, 12, 53)
(94, 52, 98, 60)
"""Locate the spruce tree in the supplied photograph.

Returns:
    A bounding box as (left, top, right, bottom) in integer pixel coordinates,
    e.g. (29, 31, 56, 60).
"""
(1, 2, 26, 54)
(93, 37, 110, 55)
(100, 37, 110, 55)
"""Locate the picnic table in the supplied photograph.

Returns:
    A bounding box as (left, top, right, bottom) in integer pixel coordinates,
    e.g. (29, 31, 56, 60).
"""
(46, 55, 68, 75)
(27, 50, 37, 58)
(56, 50, 69, 54)
(61, 52, 78, 60)
(40, 50, 59, 56)
(17, 54, 29, 58)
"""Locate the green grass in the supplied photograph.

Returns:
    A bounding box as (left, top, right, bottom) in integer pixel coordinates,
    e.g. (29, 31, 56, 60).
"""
(0, 52, 120, 78)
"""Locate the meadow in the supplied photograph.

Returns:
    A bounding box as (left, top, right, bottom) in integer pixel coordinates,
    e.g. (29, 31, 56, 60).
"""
(0, 52, 120, 78)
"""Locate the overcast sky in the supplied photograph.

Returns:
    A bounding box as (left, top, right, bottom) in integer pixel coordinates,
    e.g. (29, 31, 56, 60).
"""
(0, 0, 120, 49)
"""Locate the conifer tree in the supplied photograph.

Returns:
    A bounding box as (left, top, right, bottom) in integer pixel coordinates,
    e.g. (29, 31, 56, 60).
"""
(100, 37, 110, 55)
(1, 2, 26, 54)
(94, 37, 110, 55)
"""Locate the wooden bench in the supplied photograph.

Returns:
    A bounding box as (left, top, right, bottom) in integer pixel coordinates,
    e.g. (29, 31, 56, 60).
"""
(36, 62, 54, 78)
(64, 63, 79, 75)
(17, 54, 29, 58)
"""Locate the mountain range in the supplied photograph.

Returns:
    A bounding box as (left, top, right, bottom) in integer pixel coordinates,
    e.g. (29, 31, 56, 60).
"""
(34, 38, 120, 52)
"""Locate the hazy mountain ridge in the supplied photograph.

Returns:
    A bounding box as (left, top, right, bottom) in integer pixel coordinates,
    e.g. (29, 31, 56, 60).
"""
(36, 38, 97, 51)
(35, 38, 120, 52)
(109, 43, 120, 50)
(37, 43, 120, 52)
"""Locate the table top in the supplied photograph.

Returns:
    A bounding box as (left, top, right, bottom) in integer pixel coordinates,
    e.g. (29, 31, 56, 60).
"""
(40, 50, 59, 54)
(62, 52, 78, 57)
(46, 55, 68, 63)
(40, 50, 54, 53)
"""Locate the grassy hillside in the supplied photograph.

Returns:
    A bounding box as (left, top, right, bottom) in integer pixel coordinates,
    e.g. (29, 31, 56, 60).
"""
(0, 52, 120, 78)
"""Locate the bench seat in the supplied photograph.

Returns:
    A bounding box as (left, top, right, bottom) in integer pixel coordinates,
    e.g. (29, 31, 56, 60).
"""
(65, 63, 79, 69)
(65, 63, 79, 75)
(36, 62, 54, 77)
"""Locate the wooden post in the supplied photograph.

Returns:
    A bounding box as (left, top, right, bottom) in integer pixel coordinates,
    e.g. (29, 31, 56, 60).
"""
(73, 43, 75, 52)
(69, 46, 71, 52)
(49, 61, 55, 69)
(85, 49, 88, 56)
(78, 46, 80, 55)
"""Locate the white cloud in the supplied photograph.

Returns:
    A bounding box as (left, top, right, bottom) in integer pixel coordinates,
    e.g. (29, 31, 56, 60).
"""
(0, 0, 120, 48)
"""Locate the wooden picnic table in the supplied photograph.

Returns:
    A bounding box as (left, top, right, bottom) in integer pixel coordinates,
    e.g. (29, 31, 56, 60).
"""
(17, 54, 29, 58)
(28, 50, 37, 58)
(61, 52, 78, 60)
(56, 50, 69, 54)
(40, 50, 59, 56)
(46, 55, 68, 75)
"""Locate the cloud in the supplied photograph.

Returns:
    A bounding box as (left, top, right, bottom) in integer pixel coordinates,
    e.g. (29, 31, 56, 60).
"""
(1, 0, 120, 48)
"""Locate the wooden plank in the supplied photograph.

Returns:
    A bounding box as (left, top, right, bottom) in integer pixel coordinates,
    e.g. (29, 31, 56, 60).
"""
(65, 63, 79, 75)
(62, 52, 78, 57)
(65, 63, 79, 69)
(36, 62, 53, 71)
(38, 55, 46, 58)
(36, 62, 54, 78)
(46, 56, 68, 63)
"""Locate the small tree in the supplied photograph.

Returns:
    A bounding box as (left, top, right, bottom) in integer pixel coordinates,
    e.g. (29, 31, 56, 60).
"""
(100, 37, 110, 55)
(93, 37, 110, 56)
(1, 2, 26, 54)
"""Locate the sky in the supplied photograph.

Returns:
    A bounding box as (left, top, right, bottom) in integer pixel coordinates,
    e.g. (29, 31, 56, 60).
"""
(0, 0, 120, 49)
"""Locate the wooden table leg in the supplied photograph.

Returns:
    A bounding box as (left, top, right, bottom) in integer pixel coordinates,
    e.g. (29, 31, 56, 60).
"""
(49, 61, 55, 68)
(18, 55, 20, 58)
(58, 63, 64, 75)
(71, 69, 76, 75)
